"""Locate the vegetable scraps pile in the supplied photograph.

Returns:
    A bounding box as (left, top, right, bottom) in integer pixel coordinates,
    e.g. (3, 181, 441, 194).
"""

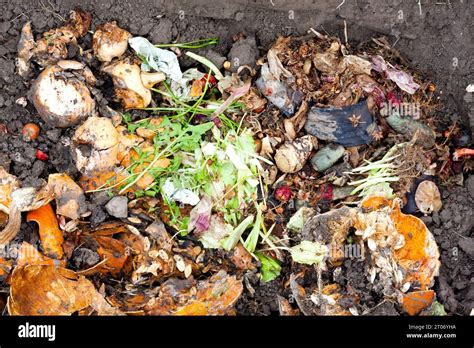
(0, 9, 470, 316)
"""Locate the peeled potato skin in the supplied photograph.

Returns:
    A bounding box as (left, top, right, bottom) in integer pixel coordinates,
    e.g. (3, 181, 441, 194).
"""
(31, 65, 96, 128)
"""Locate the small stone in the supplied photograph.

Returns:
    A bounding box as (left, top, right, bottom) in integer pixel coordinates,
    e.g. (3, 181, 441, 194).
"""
(46, 129, 61, 142)
(0, 21, 11, 33)
(24, 147, 37, 162)
(90, 191, 110, 205)
(139, 22, 154, 36)
(105, 196, 128, 218)
(421, 215, 432, 224)
(455, 281, 468, 290)
(440, 208, 451, 222)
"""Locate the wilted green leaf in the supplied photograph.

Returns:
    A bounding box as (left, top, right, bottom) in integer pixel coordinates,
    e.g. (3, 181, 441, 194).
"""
(255, 251, 281, 282)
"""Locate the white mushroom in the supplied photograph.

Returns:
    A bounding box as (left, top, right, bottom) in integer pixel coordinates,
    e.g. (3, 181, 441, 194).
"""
(141, 71, 166, 89)
(103, 58, 165, 109)
(31, 60, 97, 128)
(93, 21, 131, 62)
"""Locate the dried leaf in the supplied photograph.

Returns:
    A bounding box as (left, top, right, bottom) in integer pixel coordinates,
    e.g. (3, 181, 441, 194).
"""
(145, 270, 243, 315)
(229, 243, 256, 271)
(8, 265, 122, 315)
(94, 236, 129, 276)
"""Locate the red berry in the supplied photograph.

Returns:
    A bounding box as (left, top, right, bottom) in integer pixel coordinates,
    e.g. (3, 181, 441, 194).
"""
(22, 123, 40, 141)
(203, 73, 217, 85)
(387, 91, 401, 106)
(274, 185, 292, 202)
(321, 184, 333, 201)
(36, 149, 48, 161)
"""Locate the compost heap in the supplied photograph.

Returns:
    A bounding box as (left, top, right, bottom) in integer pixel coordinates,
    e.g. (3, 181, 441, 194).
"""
(0, 9, 470, 316)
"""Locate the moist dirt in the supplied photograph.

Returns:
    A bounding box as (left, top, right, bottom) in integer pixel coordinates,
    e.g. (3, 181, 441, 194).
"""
(0, 0, 472, 315)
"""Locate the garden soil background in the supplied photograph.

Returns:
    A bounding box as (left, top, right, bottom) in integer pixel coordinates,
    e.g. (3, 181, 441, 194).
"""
(0, 0, 472, 315)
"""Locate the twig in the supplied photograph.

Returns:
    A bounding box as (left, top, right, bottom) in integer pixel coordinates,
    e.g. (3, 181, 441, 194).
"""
(336, 0, 346, 11)
(9, 10, 34, 22)
(39, 0, 66, 22)
(343, 20, 348, 47)
(417, 0, 423, 16)
(309, 27, 326, 39)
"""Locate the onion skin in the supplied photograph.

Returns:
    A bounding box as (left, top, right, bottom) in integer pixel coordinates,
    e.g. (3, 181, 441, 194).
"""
(103, 59, 150, 109)
(0, 185, 55, 245)
(0, 203, 21, 245)
(31, 63, 96, 128)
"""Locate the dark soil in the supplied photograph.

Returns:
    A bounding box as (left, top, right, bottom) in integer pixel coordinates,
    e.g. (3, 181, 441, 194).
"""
(0, 0, 472, 315)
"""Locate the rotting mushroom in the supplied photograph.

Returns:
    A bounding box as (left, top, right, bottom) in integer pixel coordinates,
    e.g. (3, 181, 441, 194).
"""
(31, 60, 97, 128)
(103, 58, 166, 109)
(93, 21, 131, 62)
(71, 117, 119, 177)
(16, 9, 92, 75)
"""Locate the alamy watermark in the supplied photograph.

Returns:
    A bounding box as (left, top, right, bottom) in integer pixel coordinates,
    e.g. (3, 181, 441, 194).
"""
(380, 101, 421, 119)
